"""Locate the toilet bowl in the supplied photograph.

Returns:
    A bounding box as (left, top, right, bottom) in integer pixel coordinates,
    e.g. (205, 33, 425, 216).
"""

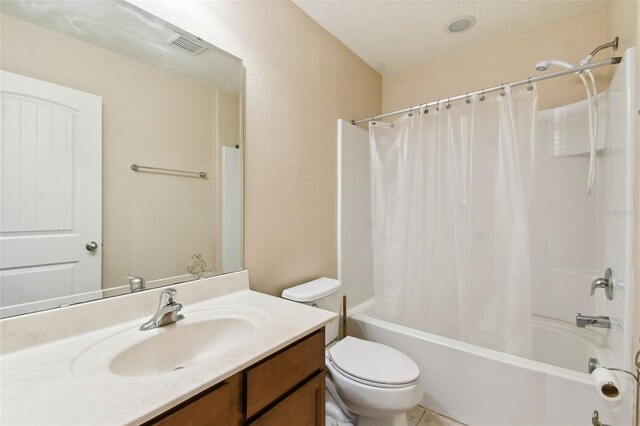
(327, 336, 422, 425)
(282, 278, 423, 426)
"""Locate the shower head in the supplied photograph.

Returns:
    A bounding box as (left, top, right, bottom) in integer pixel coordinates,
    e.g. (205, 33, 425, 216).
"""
(535, 62, 549, 72)
(534, 60, 576, 72)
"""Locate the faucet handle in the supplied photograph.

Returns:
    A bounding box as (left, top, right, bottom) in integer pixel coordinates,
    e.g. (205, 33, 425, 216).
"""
(590, 268, 613, 300)
(158, 288, 178, 307)
(125, 274, 146, 292)
(590, 279, 605, 295)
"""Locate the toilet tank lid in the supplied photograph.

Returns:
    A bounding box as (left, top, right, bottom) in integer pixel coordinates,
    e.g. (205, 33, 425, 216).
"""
(281, 277, 342, 302)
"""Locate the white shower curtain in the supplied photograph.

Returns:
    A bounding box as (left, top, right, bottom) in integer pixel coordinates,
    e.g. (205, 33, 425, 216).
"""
(370, 88, 537, 356)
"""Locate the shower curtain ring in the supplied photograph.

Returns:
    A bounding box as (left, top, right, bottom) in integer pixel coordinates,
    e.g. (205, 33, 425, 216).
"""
(527, 77, 534, 91)
(446, 98, 452, 109)
(466, 93, 471, 104)
(408, 106, 413, 117)
(479, 91, 485, 102)
(436, 100, 440, 111)
(500, 84, 506, 97)
(424, 103, 429, 114)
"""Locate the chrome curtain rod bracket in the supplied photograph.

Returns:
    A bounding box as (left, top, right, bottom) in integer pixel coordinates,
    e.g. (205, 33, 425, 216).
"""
(130, 163, 207, 178)
(351, 57, 622, 125)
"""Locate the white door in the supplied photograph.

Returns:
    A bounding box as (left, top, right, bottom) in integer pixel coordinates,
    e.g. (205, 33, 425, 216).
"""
(0, 70, 102, 316)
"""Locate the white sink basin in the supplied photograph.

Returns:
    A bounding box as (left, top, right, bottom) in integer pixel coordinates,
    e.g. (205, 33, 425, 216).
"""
(111, 317, 254, 376)
(72, 306, 270, 378)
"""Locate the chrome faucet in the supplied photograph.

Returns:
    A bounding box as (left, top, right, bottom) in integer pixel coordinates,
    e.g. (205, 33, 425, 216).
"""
(576, 313, 611, 329)
(140, 288, 184, 331)
(126, 274, 146, 293)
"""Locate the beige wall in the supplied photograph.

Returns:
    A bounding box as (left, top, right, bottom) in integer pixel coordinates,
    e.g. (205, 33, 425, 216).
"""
(132, 0, 383, 296)
(635, 2, 640, 386)
(607, 1, 639, 55)
(0, 14, 220, 288)
(383, 11, 608, 113)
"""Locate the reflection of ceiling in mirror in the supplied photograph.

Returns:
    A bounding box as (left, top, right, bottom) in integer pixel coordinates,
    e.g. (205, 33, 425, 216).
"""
(1, 0, 243, 94)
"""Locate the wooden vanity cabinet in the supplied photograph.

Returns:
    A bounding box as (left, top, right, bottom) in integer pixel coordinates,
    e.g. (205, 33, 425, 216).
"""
(151, 381, 232, 426)
(146, 328, 325, 426)
(248, 371, 325, 426)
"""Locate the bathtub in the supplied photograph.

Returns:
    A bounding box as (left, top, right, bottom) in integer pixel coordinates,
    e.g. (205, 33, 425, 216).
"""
(348, 299, 632, 426)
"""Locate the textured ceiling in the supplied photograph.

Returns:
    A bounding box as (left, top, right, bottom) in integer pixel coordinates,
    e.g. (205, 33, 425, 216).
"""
(1, 0, 243, 93)
(293, 0, 606, 76)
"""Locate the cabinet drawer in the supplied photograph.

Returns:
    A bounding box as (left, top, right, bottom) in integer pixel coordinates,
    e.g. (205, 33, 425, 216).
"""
(249, 371, 325, 426)
(150, 382, 230, 426)
(245, 328, 324, 418)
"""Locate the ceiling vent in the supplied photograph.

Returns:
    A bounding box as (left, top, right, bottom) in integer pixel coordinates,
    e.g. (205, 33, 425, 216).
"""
(167, 33, 207, 55)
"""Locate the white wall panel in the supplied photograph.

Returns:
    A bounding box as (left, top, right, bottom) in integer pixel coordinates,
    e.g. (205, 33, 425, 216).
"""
(338, 119, 373, 306)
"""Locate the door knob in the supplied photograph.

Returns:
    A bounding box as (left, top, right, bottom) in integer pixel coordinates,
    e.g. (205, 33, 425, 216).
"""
(86, 241, 99, 251)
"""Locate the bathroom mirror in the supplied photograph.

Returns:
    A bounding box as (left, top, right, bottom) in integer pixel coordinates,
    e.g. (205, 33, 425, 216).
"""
(0, 0, 244, 318)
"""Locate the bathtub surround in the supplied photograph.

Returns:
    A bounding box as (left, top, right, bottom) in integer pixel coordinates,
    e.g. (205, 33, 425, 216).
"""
(603, 1, 639, 387)
(605, 0, 640, 369)
(130, 0, 383, 297)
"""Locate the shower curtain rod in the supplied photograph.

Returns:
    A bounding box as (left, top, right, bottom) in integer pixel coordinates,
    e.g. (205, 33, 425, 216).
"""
(351, 57, 622, 125)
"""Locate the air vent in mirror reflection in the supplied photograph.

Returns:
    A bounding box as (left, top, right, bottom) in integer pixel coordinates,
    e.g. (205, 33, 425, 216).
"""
(167, 33, 207, 55)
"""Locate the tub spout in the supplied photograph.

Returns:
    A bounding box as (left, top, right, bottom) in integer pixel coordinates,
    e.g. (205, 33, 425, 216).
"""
(576, 313, 611, 329)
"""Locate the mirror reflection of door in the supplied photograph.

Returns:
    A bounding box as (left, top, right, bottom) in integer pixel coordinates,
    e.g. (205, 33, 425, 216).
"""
(0, 1, 244, 319)
(0, 70, 102, 317)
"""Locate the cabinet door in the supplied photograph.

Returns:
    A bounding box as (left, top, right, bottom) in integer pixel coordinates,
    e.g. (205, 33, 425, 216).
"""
(151, 382, 230, 426)
(249, 371, 325, 426)
(245, 328, 324, 418)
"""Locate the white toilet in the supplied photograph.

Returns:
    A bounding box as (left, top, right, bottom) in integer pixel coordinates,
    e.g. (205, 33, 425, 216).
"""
(282, 278, 422, 426)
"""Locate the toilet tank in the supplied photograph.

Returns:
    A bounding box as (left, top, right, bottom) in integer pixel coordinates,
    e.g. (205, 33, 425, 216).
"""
(281, 277, 342, 344)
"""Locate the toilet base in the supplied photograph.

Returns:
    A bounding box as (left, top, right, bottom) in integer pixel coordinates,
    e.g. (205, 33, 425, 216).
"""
(358, 413, 408, 426)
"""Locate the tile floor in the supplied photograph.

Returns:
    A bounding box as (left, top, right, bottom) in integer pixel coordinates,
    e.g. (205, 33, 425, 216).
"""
(407, 406, 465, 426)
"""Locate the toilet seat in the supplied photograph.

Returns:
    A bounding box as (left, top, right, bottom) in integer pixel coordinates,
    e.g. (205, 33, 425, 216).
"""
(328, 337, 419, 389)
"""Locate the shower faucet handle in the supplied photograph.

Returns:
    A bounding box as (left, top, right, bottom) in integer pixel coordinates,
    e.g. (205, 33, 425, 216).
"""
(590, 268, 613, 300)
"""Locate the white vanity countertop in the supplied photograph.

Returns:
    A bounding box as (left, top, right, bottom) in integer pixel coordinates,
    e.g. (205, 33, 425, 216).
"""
(0, 271, 336, 425)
